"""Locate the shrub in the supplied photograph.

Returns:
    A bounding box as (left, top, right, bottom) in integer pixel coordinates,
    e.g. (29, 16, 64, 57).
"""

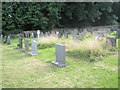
(38, 42, 55, 49)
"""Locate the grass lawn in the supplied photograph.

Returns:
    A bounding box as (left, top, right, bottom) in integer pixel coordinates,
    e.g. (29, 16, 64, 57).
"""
(1, 37, 118, 88)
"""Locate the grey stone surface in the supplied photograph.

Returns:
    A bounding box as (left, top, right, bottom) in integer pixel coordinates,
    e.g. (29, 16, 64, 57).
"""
(64, 32, 69, 38)
(106, 37, 116, 47)
(6, 36, 11, 44)
(58, 32, 62, 39)
(16, 37, 23, 49)
(0, 35, 3, 43)
(31, 33, 34, 37)
(37, 30, 40, 39)
(28, 40, 37, 56)
(51, 44, 67, 67)
(22, 39, 29, 52)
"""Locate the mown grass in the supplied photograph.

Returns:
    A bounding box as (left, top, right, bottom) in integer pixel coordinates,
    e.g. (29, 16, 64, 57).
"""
(2, 35, 118, 88)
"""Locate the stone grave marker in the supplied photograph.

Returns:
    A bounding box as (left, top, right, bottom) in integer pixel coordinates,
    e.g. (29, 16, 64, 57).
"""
(16, 37, 23, 49)
(58, 32, 62, 39)
(0, 35, 3, 43)
(22, 39, 29, 52)
(28, 40, 37, 56)
(37, 30, 40, 39)
(51, 44, 67, 67)
(6, 36, 11, 44)
(31, 33, 34, 38)
(64, 32, 69, 38)
(106, 37, 116, 47)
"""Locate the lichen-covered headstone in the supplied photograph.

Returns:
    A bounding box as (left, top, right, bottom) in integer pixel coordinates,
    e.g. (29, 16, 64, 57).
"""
(22, 39, 29, 52)
(28, 40, 37, 56)
(51, 44, 67, 67)
(16, 37, 23, 49)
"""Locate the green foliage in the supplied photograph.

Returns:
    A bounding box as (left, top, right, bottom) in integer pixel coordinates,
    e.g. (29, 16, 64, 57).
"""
(38, 42, 55, 49)
(2, 2, 119, 35)
(82, 33, 93, 40)
(106, 31, 117, 38)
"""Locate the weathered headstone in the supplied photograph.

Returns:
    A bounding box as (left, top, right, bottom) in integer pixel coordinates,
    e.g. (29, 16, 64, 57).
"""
(37, 30, 40, 40)
(106, 37, 116, 47)
(16, 37, 23, 49)
(51, 44, 67, 67)
(28, 40, 37, 56)
(6, 36, 11, 44)
(22, 39, 29, 52)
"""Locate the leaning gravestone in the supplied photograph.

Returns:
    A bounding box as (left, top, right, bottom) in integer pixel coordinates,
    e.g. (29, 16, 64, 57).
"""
(6, 36, 11, 44)
(22, 39, 29, 52)
(51, 44, 67, 67)
(28, 40, 37, 56)
(16, 37, 23, 49)
(106, 37, 116, 47)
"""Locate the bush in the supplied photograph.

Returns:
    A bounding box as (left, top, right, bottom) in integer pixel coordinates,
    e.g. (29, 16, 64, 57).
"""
(82, 33, 94, 40)
(38, 42, 55, 49)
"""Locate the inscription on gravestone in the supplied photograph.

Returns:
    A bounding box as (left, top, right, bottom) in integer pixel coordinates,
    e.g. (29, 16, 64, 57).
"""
(51, 44, 67, 67)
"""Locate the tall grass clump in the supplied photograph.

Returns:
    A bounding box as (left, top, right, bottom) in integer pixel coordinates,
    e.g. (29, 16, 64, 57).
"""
(37, 34, 116, 62)
(66, 37, 108, 62)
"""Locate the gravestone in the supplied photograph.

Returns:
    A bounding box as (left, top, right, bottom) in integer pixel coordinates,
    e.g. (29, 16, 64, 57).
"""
(22, 39, 29, 52)
(31, 33, 34, 38)
(28, 40, 37, 56)
(16, 37, 23, 49)
(106, 37, 116, 47)
(45, 32, 48, 37)
(72, 30, 79, 41)
(37, 30, 40, 40)
(47, 31, 50, 36)
(58, 32, 62, 39)
(116, 29, 120, 38)
(6, 36, 11, 44)
(40, 32, 44, 37)
(64, 32, 69, 38)
(0, 35, 3, 43)
(51, 44, 67, 67)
